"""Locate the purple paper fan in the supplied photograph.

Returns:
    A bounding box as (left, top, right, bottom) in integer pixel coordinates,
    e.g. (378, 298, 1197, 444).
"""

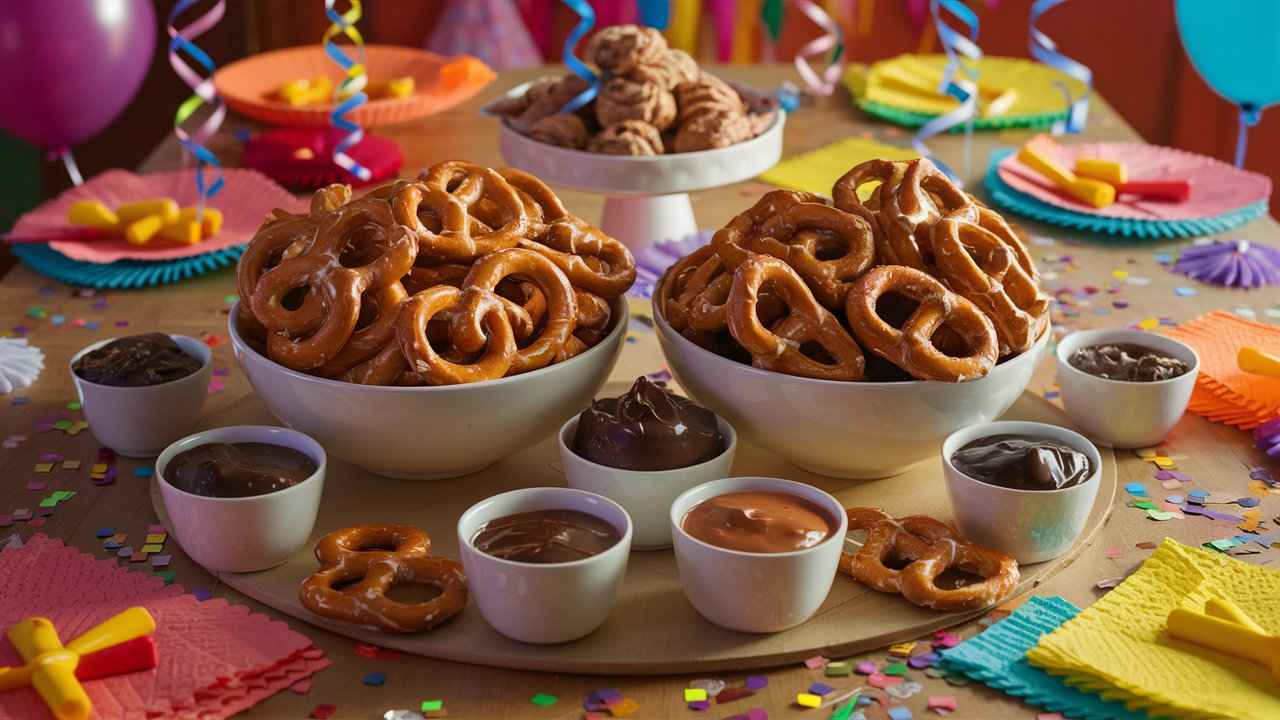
(1172, 239, 1280, 288)
(1255, 415, 1280, 460)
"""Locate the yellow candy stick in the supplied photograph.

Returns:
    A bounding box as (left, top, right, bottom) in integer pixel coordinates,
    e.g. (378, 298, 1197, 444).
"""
(124, 215, 165, 246)
(158, 220, 201, 245)
(1238, 346, 1280, 378)
(1018, 144, 1116, 208)
(1074, 157, 1128, 185)
(66, 200, 118, 230)
(383, 76, 414, 99)
(117, 198, 179, 225)
(176, 207, 223, 237)
(1167, 600, 1280, 683)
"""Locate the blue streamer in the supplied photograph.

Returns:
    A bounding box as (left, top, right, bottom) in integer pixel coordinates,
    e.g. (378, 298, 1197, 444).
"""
(323, 0, 371, 182)
(912, 0, 980, 182)
(168, 0, 227, 208)
(560, 0, 600, 114)
(637, 0, 671, 30)
(1029, 0, 1092, 134)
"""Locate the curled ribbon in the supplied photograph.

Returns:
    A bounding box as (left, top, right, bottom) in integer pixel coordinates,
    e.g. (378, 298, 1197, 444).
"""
(793, 0, 845, 96)
(324, 0, 371, 182)
(168, 0, 227, 211)
(559, 0, 599, 114)
(1029, 0, 1092, 133)
(636, 0, 670, 30)
(911, 0, 980, 183)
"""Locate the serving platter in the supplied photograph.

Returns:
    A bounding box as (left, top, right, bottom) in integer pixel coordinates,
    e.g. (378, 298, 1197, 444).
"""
(155, 377, 1115, 675)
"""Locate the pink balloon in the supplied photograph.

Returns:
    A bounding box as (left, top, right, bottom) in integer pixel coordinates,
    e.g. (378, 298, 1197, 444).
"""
(0, 0, 156, 149)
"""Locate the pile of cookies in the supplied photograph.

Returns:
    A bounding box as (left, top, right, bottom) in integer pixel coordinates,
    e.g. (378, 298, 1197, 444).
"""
(489, 24, 776, 155)
(659, 158, 1051, 383)
(236, 161, 635, 386)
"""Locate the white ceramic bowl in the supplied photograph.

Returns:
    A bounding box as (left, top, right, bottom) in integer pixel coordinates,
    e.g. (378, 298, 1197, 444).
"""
(942, 421, 1101, 564)
(156, 425, 326, 573)
(228, 299, 627, 479)
(670, 476, 847, 633)
(1055, 329, 1199, 449)
(557, 415, 737, 550)
(653, 294, 1048, 479)
(70, 335, 212, 457)
(457, 487, 633, 644)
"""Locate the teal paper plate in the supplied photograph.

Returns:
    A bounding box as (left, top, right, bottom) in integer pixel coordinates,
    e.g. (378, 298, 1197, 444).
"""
(985, 148, 1268, 239)
(12, 244, 243, 289)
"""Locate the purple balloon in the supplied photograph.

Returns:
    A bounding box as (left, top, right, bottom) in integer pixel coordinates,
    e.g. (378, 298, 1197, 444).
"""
(0, 0, 156, 149)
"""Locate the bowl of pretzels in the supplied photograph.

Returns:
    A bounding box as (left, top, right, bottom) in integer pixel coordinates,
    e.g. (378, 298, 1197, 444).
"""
(654, 158, 1052, 479)
(232, 161, 635, 479)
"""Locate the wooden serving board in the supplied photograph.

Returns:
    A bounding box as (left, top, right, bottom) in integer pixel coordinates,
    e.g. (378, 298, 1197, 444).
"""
(155, 387, 1115, 675)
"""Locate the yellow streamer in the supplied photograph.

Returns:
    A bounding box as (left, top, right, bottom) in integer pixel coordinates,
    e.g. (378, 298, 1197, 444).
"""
(732, 0, 761, 64)
(666, 0, 702, 54)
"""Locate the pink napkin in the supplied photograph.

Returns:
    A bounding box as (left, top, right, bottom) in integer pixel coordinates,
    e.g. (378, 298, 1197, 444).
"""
(997, 141, 1272, 220)
(0, 535, 329, 720)
(11, 169, 306, 264)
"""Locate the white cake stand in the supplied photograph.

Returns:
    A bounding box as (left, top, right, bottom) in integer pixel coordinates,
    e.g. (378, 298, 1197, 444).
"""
(488, 85, 785, 253)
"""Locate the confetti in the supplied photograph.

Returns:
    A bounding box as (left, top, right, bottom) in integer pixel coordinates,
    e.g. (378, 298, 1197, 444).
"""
(141, 543, 165, 553)
(1174, 286, 1198, 297)
(150, 554, 172, 568)
(145, 532, 167, 544)
(1124, 482, 1148, 496)
(62, 460, 81, 470)
(1146, 509, 1178, 521)
(608, 697, 639, 716)
(25, 481, 46, 492)
(715, 687, 754, 703)
(825, 661, 853, 677)
(688, 700, 710, 711)
(855, 661, 877, 675)
(803, 655, 829, 669)
(134, 466, 153, 478)
(888, 641, 916, 657)
(868, 672, 904, 689)
(883, 662, 908, 676)
(684, 689, 708, 703)
(931, 631, 961, 648)
(363, 671, 386, 686)
(886, 681, 923, 699)
(888, 707, 913, 720)
(807, 682, 833, 696)
(689, 679, 725, 697)
(927, 696, 957, 713)
(310, 705, 337, 719)
(795, 693, 822, 708)
(193, 587, 214, 601)
(745, 675, 768, 691)
(530, 692, 557, 707)
(908, 652, 939, 669)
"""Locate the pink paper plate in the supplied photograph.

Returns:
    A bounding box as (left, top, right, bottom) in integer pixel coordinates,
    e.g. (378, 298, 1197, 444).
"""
(997, 142, 1272, 221)
(12, 168, 306, 264)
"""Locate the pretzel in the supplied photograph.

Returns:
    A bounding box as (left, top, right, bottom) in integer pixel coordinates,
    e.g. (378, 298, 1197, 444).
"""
(459, 248, 578, 375)
(520, 215, 636, 298)
(831, 158, 907, 239)
(300, 524, 467, 633)
(727, 255, 865, 381)
(877, 159, 978, 270)
(245, 185, 417, 371)
(932, 216, 1050, 356)
(839, 507, 1019, 612)
(314, 282, 409, 377)
(414, 162, 530, 261)
(396, 286, 519, 385)
(845, 265, 998, 382)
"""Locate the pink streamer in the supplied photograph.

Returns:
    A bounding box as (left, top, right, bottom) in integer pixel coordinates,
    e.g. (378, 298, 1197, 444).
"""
(794, 0, 845, 95)
(708, 0, 738, 63)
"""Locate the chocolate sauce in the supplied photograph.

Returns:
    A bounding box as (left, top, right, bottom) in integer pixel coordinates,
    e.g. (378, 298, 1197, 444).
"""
(165, 442, 317, 498)
(952, 434, 1093, 491)
(681, 491, 834, 553)
(1068, 343, 1190, 382)
(573, 376, 725, 471)
(471, 509, 622, 563)
(73, 333, 203, 387)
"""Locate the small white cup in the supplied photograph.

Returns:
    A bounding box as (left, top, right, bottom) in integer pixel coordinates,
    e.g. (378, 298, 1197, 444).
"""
(457, 487, 633, 644)
(942, 421, 1101, 564)
(156, 425, 326, 573)
(1055, 328, 1199, 448)
(557, 415, 737, 550)
(670, 477, 847, 633)
(70, 335, 212, 457)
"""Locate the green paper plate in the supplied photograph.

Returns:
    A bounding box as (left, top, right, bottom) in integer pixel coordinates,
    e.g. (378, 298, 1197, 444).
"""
(856, 98, 1067, 132)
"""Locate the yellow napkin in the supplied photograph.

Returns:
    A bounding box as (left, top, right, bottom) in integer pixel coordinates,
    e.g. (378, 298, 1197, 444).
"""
(758, 136, 917, 197)
(855, 54, 1088, 117)
(1026, 539, 1280, 720)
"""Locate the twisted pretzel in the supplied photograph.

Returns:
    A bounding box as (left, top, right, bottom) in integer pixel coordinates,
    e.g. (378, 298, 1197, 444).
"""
(299, 524, 467, 633)
(877, 158, 977, 270)
(831, 158, 906, 240)
(314, 282, 409, 377)
(521, 215, 636, 299)
(839, 507, 1019, 612)
(845, 265, 998, 382)
(396, 286, 518, 385)
(932, 216, 1050, 356)
(459, 248, 577, 375)
(727, 255, 865, 381)
(416, 162, 530, 261)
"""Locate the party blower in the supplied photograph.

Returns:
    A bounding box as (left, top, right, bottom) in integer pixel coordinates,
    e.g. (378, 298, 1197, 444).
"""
(0, 607, 158, 720)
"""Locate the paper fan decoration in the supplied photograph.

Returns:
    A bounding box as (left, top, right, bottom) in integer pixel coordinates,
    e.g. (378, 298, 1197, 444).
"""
(0, 338, 44, 394)
(1173, 240, 1280, 288)
(1255, 415, 1280, 459)
(630, 230, 712, 299)
(242, 127, 402, 190)
(11, 243, 244, 289)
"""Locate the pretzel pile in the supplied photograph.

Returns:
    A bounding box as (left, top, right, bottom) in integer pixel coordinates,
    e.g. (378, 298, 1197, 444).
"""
(236, 161, 636, 385)
(490, 24, 776, 155)
(839, 507, 1019, 612)
(658, 158, 1051, 382)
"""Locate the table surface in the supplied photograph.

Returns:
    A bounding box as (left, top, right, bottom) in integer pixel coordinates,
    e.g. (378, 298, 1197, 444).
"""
(3, 64, 1278, 719)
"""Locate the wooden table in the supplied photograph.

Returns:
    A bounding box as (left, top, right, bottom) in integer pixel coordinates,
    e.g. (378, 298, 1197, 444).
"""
(3, 65, 1277, 719)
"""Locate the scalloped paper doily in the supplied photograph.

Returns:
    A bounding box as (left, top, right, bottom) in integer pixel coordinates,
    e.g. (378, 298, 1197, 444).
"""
(12, 244, 244, 289)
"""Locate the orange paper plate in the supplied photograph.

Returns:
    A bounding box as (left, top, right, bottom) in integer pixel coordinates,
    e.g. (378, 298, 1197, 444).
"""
(214, 45, 495, 128)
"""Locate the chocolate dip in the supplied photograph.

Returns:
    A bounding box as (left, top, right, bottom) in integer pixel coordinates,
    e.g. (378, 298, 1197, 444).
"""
(471, 509, 622, 563)
(165, 442, 317, 498)
(1068, 343, 1190, 382)
(73, 333, 203, 387)
(573, 376, 725, 471)
(681, 491, 835, 553)
(951, 434, 1093, 491)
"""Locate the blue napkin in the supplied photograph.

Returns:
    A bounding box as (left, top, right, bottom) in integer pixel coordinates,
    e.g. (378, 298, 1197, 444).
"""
(940, 596, 1153, 720)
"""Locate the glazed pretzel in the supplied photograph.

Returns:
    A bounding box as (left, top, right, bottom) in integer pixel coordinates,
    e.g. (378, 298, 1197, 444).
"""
(521, 217, 636, 298)
(418, 161, 529, 258)
(314, 282, 409, 377)
(396, 285, 519, 385)
(747, 200, 877, 308)
(932, 216, 1050, 356)
(831, 158, 907, 242)
(838, 507, 1019, 612)
(299, 524, 467, 633)
(727, 255, 865, 381)
(845, 265, 998, 382)
(459, 248, 578, 375)
(658, 244, 718, 330)
(246, 186, 417, 371)
(878, 158, 977, 270)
